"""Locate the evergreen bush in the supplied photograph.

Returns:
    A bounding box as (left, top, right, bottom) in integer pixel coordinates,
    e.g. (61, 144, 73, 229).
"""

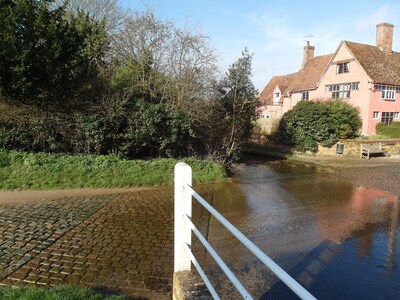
(274, 100, 362, 152)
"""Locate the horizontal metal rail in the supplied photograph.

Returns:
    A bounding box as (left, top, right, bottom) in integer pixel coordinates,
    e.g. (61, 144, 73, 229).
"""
(183, 214, 253, 299)
(184, 183, 317, 300)
(183, 243, 221, 300)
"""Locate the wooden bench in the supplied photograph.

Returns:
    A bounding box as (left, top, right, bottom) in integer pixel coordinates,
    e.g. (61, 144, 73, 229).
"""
(360, 142, 386, 159)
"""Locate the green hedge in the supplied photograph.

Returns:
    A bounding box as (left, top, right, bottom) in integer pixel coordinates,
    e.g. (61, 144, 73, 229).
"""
(376, 122, 400, 138)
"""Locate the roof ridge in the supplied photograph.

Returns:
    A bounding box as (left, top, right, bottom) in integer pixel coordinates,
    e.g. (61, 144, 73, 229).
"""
(345, 40, 400, 54)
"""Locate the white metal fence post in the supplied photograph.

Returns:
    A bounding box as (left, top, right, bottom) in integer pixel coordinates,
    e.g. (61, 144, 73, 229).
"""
(174, 162, 192, 272)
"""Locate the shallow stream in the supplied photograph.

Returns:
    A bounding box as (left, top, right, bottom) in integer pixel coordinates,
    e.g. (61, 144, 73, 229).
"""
(195, 158, 400, 299)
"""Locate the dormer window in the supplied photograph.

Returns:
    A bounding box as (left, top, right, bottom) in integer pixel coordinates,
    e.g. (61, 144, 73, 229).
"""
(273, 92, 280, 102)
(337, 62, 349, 74)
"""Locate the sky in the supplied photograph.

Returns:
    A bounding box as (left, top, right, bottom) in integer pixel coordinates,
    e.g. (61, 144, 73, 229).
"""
(121, 0, 400, 91)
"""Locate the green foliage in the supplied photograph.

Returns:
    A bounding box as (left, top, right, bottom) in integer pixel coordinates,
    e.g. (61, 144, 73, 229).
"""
(0, 101, 73, 152)
(0, 97, 197, 159)
(0, 149, 226, 190)
(0, 0, 107, 105)
(376, 121, 400, 138)
(0, 3, 258, 167)
(207, 49, 258, 165)
(275, 100, 362, 152)
(121, 100, 197, 158)
(75, 113, 125, 155)
(0, 285, 126, 299)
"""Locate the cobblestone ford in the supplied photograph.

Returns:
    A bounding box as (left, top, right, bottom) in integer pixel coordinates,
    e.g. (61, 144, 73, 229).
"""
(0, 189, 175, 299)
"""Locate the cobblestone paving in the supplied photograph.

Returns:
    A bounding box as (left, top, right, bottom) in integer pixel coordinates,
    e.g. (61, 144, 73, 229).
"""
(0, 189, 177, 299)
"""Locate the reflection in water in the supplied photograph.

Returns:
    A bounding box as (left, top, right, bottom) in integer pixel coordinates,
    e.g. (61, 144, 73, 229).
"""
(387, 197, 399, 272)
(200, 159, 400, 299)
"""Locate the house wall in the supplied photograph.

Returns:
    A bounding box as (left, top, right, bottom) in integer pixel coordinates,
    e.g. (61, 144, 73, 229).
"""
(281, 96, 297, 114)
(315, 43, 372, 134)
(259, 41, 400, 135)
(367, 89, 400, 133)
(258, 104, 283, 133)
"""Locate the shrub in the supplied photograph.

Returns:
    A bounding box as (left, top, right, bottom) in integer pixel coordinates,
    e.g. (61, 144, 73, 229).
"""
(120, 100, 197, 159)
(0, 101, 74, 152)
(376, 122, 400, 138)
(274, 100, 361, 152)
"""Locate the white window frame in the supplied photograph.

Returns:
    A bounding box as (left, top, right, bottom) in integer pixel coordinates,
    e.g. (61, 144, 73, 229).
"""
(394, 112, 400, 119)
(382, 86, 396, 100)
(298, 91, 309, 101)
(372, 111, 380, 119)
(337, 62, 350, 74)
(376, 85, 397, 100)
(325, 82, 359, 99)
(381, 112, 395, 124)
(273, 92, 280, 102)
(332, 91, 350, 99)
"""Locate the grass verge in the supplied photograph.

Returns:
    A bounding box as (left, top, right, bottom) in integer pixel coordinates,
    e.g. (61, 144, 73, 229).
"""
(0, 285, 126, 300)
(0, 149, 227, 190)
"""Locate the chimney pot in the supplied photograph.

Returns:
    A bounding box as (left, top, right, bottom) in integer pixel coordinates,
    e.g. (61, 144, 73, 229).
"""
(376, 22, 394, 53)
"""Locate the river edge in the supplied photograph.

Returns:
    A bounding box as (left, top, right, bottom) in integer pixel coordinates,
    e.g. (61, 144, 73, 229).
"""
(288, 153, 400, 168)
(2, 154, 400, 204)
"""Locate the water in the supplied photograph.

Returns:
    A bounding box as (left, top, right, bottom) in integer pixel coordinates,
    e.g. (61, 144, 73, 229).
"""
(196, 158, 400, 299)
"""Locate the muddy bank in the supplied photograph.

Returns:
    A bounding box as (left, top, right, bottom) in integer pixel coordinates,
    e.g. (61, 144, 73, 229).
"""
(0, 187, 153, 204)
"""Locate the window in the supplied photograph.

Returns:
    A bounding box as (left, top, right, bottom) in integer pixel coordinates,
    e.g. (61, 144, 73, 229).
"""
(373, 111, 380, 119)
(332, 91, 350, 99)
(394, 112, 400, 119)
(325, 82, 359, 99)
(337, 62, 349, 74)
(375, 85, 396, 100)
(273, 92, 280, 102)
(299, 91, 309, 101)
(381, 112, 396, 124)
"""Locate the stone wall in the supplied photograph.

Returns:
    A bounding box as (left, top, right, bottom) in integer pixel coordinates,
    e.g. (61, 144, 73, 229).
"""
(317, 139, 400, 157)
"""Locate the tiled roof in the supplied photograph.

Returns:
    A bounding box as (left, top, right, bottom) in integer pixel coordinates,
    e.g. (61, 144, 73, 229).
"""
(288, 54, 333, 92)
(345, 41, 400, 85)
(259, 54, 333, 104)
(259, 73, 296, 104)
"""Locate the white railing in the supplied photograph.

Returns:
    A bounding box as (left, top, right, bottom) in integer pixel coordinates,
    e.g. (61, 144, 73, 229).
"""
(174, 162, 317, 300)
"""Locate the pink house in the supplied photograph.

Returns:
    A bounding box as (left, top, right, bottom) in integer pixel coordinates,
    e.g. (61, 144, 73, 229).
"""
(259, 23, 400, 135)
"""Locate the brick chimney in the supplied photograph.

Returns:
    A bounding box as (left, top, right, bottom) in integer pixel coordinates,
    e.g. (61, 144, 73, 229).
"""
(302, 41, 315, 68)
(376, 22, 394, 53)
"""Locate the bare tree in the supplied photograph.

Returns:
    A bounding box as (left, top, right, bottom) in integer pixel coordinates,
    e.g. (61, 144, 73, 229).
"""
(113, 9, 173, 102)
(167, 27, 219, 107)
(112, 9, 219, 108)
